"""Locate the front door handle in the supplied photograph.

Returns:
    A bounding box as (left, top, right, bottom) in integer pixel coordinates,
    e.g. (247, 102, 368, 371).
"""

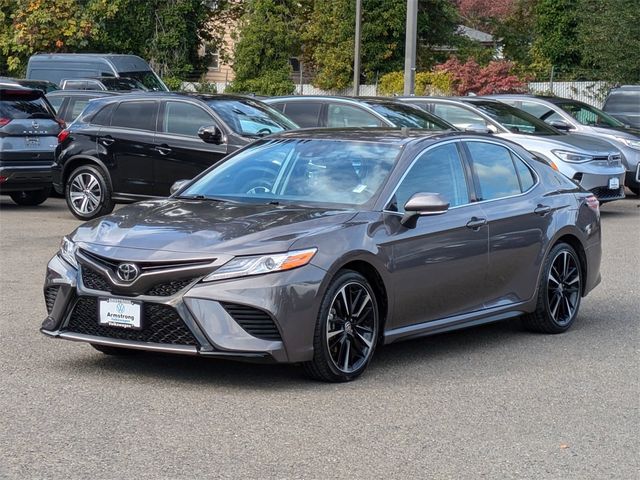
(534, 204, 551, 216)
(99, 136, 114, 146)
(154, 145, 172, 155)
(466, 217, 487, 230)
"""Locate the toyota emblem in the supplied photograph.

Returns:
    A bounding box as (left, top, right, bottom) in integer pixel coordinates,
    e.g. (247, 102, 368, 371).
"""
(116, 263, 140, 282)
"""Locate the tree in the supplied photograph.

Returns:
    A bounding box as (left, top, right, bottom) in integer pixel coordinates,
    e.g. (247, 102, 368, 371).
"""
(435, 56, 525, 95)
(456, 0, 515, 32)
(226, 0, 299, 95)
(302, 0, 458, 90)
(532, 0, 580, 76)
(577, 0, 640, 83)
(0, 0, 118, 74)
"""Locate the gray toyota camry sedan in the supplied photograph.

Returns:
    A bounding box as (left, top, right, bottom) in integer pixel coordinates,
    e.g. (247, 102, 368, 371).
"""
(42, 129, 602, 382)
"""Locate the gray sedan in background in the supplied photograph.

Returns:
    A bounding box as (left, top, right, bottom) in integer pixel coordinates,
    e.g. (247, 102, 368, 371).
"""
(488, 94, 640, 195)
(42, 129, 602, 382)
(399, 97, 626, 202)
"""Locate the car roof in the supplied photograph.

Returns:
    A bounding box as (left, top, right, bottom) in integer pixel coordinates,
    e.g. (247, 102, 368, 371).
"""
(485, 94, 589, 105)
(85, 92, 263, 103)
(266, 95, 403, 104)
(46, 90, 120, 97)
(267, 128, 485, 145)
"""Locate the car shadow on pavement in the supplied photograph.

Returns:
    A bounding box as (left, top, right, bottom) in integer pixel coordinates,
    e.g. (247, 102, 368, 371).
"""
(58, 316, 565, 390)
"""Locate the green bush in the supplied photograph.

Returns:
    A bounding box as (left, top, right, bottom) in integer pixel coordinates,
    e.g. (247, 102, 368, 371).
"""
(226, 70, 295, 96)
(163, 76, 184, 91)
(378, 71, 404, 95)
(378, 70, 453, 96)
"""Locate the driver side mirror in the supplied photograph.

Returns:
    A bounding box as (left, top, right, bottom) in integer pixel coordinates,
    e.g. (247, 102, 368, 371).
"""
(547, 120, 573, 131)
(170, 179, 191, 195)
(198, 125, 224, 144)
(400, 192, 450, 227)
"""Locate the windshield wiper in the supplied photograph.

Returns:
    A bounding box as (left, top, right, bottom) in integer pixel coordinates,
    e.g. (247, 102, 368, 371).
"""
(177, 194, 226, 202)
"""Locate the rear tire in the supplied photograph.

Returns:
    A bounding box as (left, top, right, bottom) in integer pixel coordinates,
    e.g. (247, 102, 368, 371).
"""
(522, 243, 582, 334)
(303, 270, 379, 382)
(91, 343, 141, 356)
(10, 186, 50, 206)
(65, 165, 114, 220)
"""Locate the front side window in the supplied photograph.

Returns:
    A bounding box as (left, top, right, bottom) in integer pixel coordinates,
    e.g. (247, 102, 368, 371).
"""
(163, 101, 215, 136)
(110, 101, 158, 131)
(466, 141, 534, 200)
(206, 98, 297, 136)
(120, 71, 167, 92)
(470, 101, 558, 136)
(433, 104, 489, 129)
(181, 139, 401, 207)
(327, 104, 382, 127)
(367, 102, 451, 130)
(556, 101, 624, 127)
(390, 143, 469, 212)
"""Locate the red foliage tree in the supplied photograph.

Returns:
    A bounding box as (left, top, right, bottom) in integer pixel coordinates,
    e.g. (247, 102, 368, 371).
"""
(434, 57, 526, 95)
(457, 0, 516, 21)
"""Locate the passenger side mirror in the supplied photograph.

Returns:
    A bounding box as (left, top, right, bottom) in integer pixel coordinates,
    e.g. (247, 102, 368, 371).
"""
(547, 120, 573, 131)
(464, 123, 492, 134)
(198, 125, 224, 144)
(170, 179, 191, 195)
(401, 192, 449, 227)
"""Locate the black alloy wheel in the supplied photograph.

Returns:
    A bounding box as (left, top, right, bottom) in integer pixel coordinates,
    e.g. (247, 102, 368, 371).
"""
(304, 270, 379, 382)
(524, 243, 582, 333)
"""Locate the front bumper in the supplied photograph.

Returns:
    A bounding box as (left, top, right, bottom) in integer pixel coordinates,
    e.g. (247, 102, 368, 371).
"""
(41, 253, 326, 364)
(0, 162, 53, 192)
(561, 163, 626, 202)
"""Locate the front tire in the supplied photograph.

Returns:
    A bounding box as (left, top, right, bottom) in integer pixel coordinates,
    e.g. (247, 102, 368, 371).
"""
(65, 165, 114, 220)
(10, 186, 50, 206)
(303, 270, 379, 382)
(523, 243, 582, 333)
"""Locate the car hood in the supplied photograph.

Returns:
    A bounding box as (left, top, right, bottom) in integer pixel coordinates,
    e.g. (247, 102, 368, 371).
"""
(71, 199, 357, 260)
(499, 132, 619, 156)
(590, 125, 640, 139)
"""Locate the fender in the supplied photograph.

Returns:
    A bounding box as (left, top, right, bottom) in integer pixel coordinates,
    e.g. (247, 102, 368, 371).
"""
(61, 154, 113, 190)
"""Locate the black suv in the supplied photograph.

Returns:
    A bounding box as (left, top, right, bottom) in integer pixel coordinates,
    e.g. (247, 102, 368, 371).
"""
(54, 93, 297, 219)
(0, 87, 62, 205)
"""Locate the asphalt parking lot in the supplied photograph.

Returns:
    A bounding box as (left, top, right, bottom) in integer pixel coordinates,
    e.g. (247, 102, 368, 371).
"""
(0, 196, 638, 479)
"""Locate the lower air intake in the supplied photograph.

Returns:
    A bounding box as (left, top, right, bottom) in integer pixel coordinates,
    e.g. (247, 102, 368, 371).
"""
(220, 302, 282, 341)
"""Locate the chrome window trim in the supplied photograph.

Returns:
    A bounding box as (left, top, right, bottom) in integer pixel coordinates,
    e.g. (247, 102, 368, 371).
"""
(381, 138, 540, 214)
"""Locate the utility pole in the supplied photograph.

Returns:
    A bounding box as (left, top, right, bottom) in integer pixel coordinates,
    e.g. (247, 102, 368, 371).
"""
(353, 0, 362, 96)
(403, 0, 418, 95)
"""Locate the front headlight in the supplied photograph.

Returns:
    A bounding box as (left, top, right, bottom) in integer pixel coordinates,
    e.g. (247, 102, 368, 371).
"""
(614, 136, 640, 150)
(59, 236, 78, 269)
(203, 248, 317, 282)
(552, 150, 593, 163)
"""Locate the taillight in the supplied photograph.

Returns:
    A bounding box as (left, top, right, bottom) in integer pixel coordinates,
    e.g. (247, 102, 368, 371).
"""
(57, 129, 70, 143)
(585, 195, 600, 212)
(0, 117, 11, 127)
(0, 176, 7, 183)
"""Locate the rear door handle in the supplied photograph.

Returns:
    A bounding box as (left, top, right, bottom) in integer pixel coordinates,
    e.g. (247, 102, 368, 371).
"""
(99, 136, 114, 146)
(466, 217, 487, 230)
(154, 145, 172, 155)
(534, 204, 551, 216)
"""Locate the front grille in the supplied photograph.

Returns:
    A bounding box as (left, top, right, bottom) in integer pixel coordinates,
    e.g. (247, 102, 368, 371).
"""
(220, 302, 282, 341)
(65, 297, 199, 346)
(145, 278, 197, 296)
(44, 286, 59, 314)
(591, 186, 625, 200)
(81, 266, 112, 292)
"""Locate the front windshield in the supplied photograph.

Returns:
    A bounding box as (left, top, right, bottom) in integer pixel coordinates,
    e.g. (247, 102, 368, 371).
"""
(555, 101, 625, 128)
(470, 100, 559, 135)
(120, 70, 167, 91)
(101, 77, 148, 91)
(206, 98, 298, 136)
(180, 138, 401, 207)
(367, 102, 453, 130)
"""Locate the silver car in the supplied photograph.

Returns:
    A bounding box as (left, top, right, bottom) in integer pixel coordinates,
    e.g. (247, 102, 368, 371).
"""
(399, 97, 626, 202)
(487, 94, 640, 195)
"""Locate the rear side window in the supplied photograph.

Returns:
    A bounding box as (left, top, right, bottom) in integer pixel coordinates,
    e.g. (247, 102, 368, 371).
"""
(111, 101, 158, 131)
(0, 92, 54, 119)
(282, 102, 322, 127)
(604, 91, 640, 112)
(327, 104, 381, 127)
(466, 142, 534, 200)
(433, 104, 488, 128)
(69, 99, 90, 120)
(162, 101, 215, 136)
(47, 96, 64, 113)
(90, 103, 115, 126)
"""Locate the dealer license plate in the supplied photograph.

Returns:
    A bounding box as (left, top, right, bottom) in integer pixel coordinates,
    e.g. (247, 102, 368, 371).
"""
(99, 298, 142, 330)
(608, 177, 620, 190)
(25, 136, 39, 146)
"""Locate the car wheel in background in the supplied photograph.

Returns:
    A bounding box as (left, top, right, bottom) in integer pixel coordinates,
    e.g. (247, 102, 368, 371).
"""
(523, 243, 582, 334)
(304, 270, 379, 382)
(65, 164, 114, 220)
(628, 186, 640, 196)
(9, 186, 51, 206)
